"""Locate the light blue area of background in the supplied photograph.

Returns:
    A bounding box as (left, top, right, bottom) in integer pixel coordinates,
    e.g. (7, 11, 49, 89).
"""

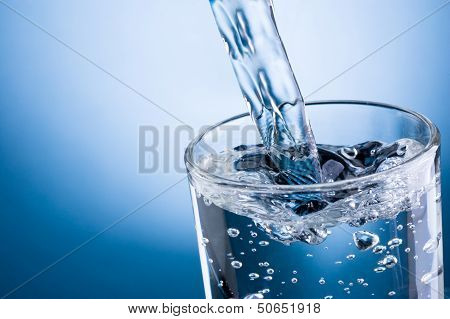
(0, 0, 448, 298)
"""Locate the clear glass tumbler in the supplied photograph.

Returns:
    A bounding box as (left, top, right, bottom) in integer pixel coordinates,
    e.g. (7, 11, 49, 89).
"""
(185, 100, 443, 299)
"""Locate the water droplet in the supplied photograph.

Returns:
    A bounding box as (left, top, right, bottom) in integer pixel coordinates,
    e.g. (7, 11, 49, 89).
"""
(244, 293, 264, 299)
(353, 231, 380, 250)
(231, 261, 242, 269)
(379, 255, 398, 268)
(420, 266, 443, 285)
(357, 278, 364, 284)
(338, 280, 344, 285)
(203, 197, 212, 206)
(264, 276, 272, 281)
(374, 267, 386, 273)
(397, 225, 403, 231)
(372, 245, 386, 254)
(250, 231, 258, 238)
(267, 268, 274, 275)
(249, 273, 260, 280)
(405, 247, 411, 253)
(346, 254, 356, 260)
(227, 228, 240, 238)
(259, 241, 269, 247)
(291, 278, 298, 284)
(388, 291, 396, 297)
(324, 295, 333, 299)
(319, 277, 326, 285)
(423, 233, 441, 253)
(387, 238, 403, 249)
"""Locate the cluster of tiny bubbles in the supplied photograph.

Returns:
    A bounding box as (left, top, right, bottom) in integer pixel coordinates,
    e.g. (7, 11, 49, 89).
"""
(227, 228, 240, 238)
(319, 278, 326, 285)
(388, 238, 403, 249)
(264, 276, 273, 281)
(388, 291, 396, 297)
(397, 224, 404, 231)
(423, 233, 441, 253)
(374, 266, 386, 273)
(378, 255, 398, 268)
(267, 268, 275, 275)
(357, 278, 365, 284)
(324, 296, 333, 299)
(353, 231, 380, 251)
(244, 293, 264, 299)
(259, 241, 269, 247)
(201, 237, 209, 246)
(250, 231, 258, 238)
(291, 278, 298, 284)
(372, 245, 387, 254)
(203, 197, 212, 206)
(338, 280, 345, 285)
(346, 254, 356, 260)
(258, 262, 270, 267)
(249, 273, 260, 280)
(231, 261, 242, 269)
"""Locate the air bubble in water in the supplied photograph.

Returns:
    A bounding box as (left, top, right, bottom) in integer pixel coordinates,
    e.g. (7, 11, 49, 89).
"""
(372, 245, 386, 254)
(259, 241, 269, 246)
(306, 253, 313, 258)
(405, 247, 411, 253)
(346, 254, 355, 260)
(250, 231, 258, 238)
(249, 273, 260, 280)
(208, 258, 214, 264)
(218, 280, 223, 287)
(259, 289, 270, 294)
(251, 248, 257, 252)
(291, 278, 298, 284)
(227, 228, 240, 238)
(264, 276, 272, 281)
(231, 261, 242, 269)
(363, 283, 369, 287)
(293, 270, 297, 274)
(388, 291, 396, 297)
(267, 268, 274, 275)
(357, 278, 364, 284)
(423, 233, 441, 253)
(324, 296, 333, 299)
(338, 280, 344, 285)
(201, 238, 209, 246)
(388, 238, 402, 249)
(244, 293, 264, 299)
(319, 277, 326, 285)
(379, 255, 398, 268)
(397, 225, 403, 231)
(203, 197, 212, 206)
(353, 231, 379, 250)
(421, 266, 443, 285)
(374, 267, 386, 273)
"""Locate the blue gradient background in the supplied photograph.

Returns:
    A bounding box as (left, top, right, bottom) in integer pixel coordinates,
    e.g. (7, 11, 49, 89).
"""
(0, 0, 448, 298)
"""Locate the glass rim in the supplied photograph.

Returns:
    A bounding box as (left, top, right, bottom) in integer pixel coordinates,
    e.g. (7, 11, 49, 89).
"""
(184, 100, 440, 193)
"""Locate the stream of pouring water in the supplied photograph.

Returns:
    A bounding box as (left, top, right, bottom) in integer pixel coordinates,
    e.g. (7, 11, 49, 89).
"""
(209, 0, 322, 184)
